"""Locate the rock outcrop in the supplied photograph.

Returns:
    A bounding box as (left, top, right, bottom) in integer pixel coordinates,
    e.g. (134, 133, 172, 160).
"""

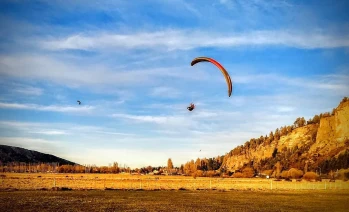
(221, 98, 349, 173)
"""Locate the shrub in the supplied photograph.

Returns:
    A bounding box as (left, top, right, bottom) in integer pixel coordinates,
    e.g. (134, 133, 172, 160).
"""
(192, 172, 197, 179)
(336, 169, 349, 180)
(345, 172, 349, 180)
(242, 167, 255, 178)
(303, 172, 318, 181)
(195, 170, 204, 177)
(281, 171, 289, 179)
(206, 171, 215, 177)
(232, 172, 244, 178)
(287, 168, 303, 179)
(261, 169, 273, 177)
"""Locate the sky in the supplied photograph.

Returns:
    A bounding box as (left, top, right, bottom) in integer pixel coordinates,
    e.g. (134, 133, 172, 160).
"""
(0, 0, 348, 168)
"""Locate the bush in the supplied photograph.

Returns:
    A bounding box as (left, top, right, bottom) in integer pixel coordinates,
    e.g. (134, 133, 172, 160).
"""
(336, 169, 349, 180)
(193, 170, 204, 178)
(242, 167, 255, 178)
(261, 169, 273, 178)
(303, 172, 318, 181)
(287, 168, 303, 179)
(345, 172, 349, 180)
(232, 172, 243, 178)
(281, 171, 289, 179)
(206, 171, 215, 177)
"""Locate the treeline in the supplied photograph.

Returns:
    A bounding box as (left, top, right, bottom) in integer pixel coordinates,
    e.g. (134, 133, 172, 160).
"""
(180, 156, 225, 177)
(0, 162, 60, 173)
(0, 162, 126, 173)
(0, 161, 178, 175)
(319, 149, 349, 174)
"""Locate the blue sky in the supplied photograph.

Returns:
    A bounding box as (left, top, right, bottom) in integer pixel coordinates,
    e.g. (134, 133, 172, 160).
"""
(0, 0, 348, 168)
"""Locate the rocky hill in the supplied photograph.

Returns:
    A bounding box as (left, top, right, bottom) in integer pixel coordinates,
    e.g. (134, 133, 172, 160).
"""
(220, 97, 349, 175)
(180, 97, 349, 177)
(0, 145, 76, 165)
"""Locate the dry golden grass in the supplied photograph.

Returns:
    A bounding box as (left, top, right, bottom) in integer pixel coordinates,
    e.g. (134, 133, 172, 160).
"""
(0, 190, 348, 212)
(1, 173, 349, 191)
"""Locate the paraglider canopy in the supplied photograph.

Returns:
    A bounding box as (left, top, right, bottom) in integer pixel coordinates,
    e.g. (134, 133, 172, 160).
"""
(77, 100, 81, 105)
(191, 57, 233, 97)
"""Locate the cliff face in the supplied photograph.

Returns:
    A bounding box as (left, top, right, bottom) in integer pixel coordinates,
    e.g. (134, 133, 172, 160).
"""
(335, 101, 349, 142)
(222, 100, 349, 172)
(311, 101, 349, 155)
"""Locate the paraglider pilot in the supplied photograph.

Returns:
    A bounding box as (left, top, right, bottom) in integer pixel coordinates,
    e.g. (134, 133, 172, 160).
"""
(187, 103, 195, 111)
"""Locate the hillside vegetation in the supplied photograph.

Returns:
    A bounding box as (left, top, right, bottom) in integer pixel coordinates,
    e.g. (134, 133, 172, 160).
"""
(0, 145, 75, 165)
(181, 97, 349, 179)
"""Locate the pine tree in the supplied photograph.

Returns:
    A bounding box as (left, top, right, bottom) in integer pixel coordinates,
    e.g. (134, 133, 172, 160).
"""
(167, 158, 174, 170)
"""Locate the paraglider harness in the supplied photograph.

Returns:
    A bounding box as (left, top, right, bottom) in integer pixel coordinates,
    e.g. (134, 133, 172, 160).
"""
(187, 103, 195, 111)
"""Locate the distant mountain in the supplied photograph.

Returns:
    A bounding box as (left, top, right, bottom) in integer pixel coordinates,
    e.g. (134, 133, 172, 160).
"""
(0, 145, 76, 165)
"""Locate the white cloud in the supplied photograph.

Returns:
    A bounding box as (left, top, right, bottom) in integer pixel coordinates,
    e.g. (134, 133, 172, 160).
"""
(30, 130, 68, 135)
(39, 29, 349, 52)
(0, 136, 64, 154)
(112, 113, 187, 125)
(0, 121, 43, 128)
(93, 130, 135, 136)
(111, 109, 241, 133)
(150, 86, 181, 98)
(13, 86, 43, 96)
(0, 102, 94, 113)
(230, 72, 349, 95)
(275, 106, 295, 113)
(0, 54, 209, 88)
(0, 121, 135, 137)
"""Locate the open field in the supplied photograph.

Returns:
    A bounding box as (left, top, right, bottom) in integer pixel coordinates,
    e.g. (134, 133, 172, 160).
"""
(1, 173, 349, 191)
(0, 190, 348, 212)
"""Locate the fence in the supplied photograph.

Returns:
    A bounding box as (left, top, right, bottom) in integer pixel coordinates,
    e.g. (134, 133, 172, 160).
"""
(1, 176, 349, 191)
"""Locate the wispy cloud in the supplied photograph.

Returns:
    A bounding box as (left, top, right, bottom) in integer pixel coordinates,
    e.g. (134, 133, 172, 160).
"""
(0, 121, 136, 137)
(30, 130, 68, 135)
(232, 72, 349, 94)
(0, 136, 64, 154)
(149, 86, 181, 98)
(0, 102, 94, 113)
(0, 54, 209, 88)
(112, 113, 188, 125)
(12, 85, 43, 96)
(275, 106, 295, 113)
(111, 109, 241, 133)
(39, 29, 349, 52)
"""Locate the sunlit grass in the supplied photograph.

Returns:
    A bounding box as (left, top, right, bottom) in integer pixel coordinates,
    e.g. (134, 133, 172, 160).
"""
(0, 190, 347, 212)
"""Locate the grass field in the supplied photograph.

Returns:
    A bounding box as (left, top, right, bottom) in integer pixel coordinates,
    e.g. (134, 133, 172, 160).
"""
(0, 190, 348, 212)
(1, 173, 349, 191)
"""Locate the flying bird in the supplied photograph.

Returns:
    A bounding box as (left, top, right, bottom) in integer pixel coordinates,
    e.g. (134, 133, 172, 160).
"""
(77, 100, 81, 105)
